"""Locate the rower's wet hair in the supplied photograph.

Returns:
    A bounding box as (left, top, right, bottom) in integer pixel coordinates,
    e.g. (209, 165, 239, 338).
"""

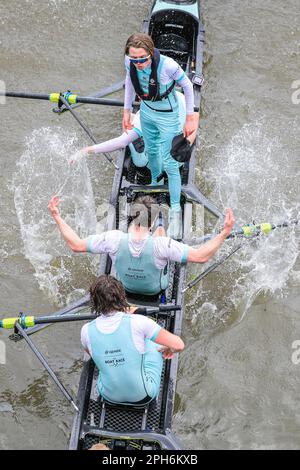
(90, 275, 129, 315)
(130, 195, 159, 228)
(125, 33, 155, 56)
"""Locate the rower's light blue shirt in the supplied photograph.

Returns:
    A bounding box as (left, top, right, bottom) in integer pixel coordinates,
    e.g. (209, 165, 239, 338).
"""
(88, 314, 163, 404)
(114, 233, 169, 295)
(86, 231, 189, 268)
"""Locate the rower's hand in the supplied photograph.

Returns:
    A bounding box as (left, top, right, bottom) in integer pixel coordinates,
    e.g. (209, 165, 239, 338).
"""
(184, 114, 197, 138)
(123, 109, 133, 133)
(221, 208, 235, 238)
(128, 306, 139, 314)
(68, 148, 88, 166)
(186, 112, 200, 145)
(48, 195, 61, 219)
(158, 346, 175, 360)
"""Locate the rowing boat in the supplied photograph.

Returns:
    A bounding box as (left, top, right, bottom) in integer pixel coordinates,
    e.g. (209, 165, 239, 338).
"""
(0, 0, 226, 450)
(1, 2, 220, 448)
(68, 0, 210, 451)
(0, 0, 297, 450)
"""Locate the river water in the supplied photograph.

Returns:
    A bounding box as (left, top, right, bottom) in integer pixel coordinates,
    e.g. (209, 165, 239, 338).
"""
(0, 0, 300, 450)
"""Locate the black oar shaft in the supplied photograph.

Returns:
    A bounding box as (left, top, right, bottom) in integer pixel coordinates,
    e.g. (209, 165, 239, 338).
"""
(76, 97, 126, 107)
(14, 322, 78, 412)
(59, 95, 119, 170)
(3, 92, 50, 101)
(0, 91, 127, 107)
(33, 314, 97, 324)
(34, 305, 181, 323)
(9, 294, 90, 341)
(4, 304, 181, 332)
(60, 95, 98, 145)
(53, 81, 125, 114)
(182, 245, 242, 293)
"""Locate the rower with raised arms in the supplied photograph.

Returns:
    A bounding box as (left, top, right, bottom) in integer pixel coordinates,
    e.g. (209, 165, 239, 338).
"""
(48, 195, 235, 298)
(81, 274, 184, 405)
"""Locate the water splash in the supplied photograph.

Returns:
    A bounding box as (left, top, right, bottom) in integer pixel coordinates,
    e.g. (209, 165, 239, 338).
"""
(198, 119, 300, 325)
(11, 127, 98, 305)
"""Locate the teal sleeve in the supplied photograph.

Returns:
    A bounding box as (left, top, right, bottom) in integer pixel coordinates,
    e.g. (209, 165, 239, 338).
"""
(176, 72, 186, 83)
(86, 236, 94, 253)
(181, 244, 189, 265)
(150, 325, 162, 341)
(133, 126, 143, 137)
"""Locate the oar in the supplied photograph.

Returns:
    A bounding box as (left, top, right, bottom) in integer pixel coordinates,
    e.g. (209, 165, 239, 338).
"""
(14, 321, 79, 412)
(182, 218, 299, 292)
(2, 305, 181, 330)
(59, 94, 119, 170)
(188, 219, 299, 245)
(9, 294, 90, 341)
(227, 219, 299, 239)
(0, 90, 133, 107)
(182, 244, 242, 293)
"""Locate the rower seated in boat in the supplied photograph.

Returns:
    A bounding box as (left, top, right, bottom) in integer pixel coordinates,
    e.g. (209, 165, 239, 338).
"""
(48, 195, 235, 298)
(81, 274, 184, 406)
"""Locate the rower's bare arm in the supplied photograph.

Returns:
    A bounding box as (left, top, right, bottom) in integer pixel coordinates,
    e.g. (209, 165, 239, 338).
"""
(48, 196, 88, 253)
(187, 208, 235, 263)
(83, 146, 95, 154)
(154, 328, 184, 353)
(186, 112, 199, 145)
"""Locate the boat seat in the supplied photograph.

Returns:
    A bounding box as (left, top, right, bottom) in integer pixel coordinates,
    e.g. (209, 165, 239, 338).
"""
(126, 290, 161, 307)
(100, 396, 157, 411)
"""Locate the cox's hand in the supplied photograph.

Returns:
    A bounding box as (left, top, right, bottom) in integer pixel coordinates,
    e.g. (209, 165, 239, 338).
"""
(48, 195, 61, 218)
(123, 110, 133, 133)
(184, 114, 197, 138)
(186, 112, 200, 145)
(222, 208, 235, 237)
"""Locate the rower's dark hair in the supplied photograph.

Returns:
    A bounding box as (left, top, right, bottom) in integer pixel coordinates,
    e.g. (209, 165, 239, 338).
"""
(130, 195, 159, 228)
(89, 275, 129, 316)
(125, 33, 155, 56)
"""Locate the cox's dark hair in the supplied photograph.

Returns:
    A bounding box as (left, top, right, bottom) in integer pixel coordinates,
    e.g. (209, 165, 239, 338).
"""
(89, 275, 129, 316)
(125, 33, 155, 56)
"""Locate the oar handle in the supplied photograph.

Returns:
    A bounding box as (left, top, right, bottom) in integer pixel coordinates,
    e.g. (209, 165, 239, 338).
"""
(134, 305, 181, 316)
